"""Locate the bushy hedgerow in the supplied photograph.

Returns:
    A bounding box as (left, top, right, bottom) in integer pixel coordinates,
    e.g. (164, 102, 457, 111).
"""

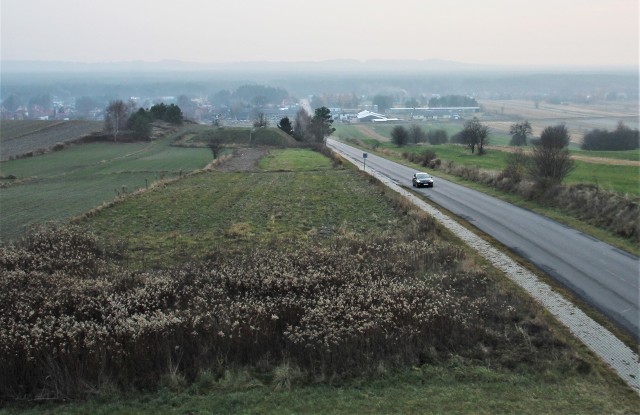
(0, 224, 574, 400)
(402, 150, 441, 169)
(429, 160, 640, 242)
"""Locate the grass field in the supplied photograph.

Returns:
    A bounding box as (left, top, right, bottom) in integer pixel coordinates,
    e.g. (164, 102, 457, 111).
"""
(0, 120, 103, 161)
(173, 125, 297, 147)
(0, 132, 211, 242)
(479, 99, 639, 143)
(2, 147, 638, 414)
(82, 149, 406, 268)
(571, 148, 640, 161)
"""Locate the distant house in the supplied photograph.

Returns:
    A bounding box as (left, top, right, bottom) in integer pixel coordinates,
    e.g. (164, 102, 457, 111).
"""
(14, 106, 29, 120)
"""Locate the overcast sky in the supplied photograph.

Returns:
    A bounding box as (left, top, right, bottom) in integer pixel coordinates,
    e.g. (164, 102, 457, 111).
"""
(1, 0, 638, 67)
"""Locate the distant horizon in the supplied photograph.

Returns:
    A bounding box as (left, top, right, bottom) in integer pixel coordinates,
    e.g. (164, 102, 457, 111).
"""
(2, 58, 638, 74)
(2, 0, 637, 67)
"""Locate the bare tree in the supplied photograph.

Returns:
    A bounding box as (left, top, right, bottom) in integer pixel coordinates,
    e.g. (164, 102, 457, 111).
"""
(207, 137, 224, 159)
(104, 100, 130, 142)
(509, 121, 532, 146)
(460, 118, 489, 154)
(293, 108, 311, 141)
(253, 112, 268, 128)
(528, 125, 575, 187)
(408, 124, 426, 144)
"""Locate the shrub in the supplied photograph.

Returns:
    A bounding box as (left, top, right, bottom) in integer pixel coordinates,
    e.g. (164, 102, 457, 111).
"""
(500, 149, 530, 183)
(401, 150, 438, 169)
(582, 122, 639, 151)
(426, 129, 448, 145)
(391, 126, 409, 146)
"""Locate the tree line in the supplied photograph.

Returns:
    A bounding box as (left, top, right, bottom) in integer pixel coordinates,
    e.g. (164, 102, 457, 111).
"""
(581, 122, 639, 151)
(392, 118, 575, 188)
(104, 101, 183, 141)
(276, 107, 335, 143)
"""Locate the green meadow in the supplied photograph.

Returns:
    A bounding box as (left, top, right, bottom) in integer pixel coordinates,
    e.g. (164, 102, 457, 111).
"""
(82, 149, 406, 268)
(0, 134, 211, 242)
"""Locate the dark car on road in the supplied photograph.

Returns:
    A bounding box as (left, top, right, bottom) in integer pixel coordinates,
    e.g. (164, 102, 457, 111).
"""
(412, 172, 434, 188)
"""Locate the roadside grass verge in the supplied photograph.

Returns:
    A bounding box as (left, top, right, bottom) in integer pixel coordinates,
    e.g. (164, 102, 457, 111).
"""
(0, 133, 211, 243)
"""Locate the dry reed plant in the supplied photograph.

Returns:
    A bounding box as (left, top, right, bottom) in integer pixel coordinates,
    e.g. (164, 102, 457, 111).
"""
(0, 224, 578, 401)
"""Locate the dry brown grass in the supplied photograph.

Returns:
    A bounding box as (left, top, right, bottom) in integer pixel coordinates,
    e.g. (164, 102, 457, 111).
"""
(0, 223, 580, 401)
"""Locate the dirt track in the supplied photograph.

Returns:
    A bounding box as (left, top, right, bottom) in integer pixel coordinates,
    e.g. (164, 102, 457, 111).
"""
(213, 147, 269, 172)
(355, 124, 389, 142)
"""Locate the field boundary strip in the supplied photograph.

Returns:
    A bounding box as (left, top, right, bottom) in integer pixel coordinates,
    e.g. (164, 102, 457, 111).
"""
(333, 145, 640, 395)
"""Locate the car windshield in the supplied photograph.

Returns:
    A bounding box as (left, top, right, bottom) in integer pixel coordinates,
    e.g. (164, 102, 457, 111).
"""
(416, 173, 431, 179)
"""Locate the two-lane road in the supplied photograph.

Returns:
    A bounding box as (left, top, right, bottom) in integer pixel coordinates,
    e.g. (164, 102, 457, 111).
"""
(329, 139, 640, 338)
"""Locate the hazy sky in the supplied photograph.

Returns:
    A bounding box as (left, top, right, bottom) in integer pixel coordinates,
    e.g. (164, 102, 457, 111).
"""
(2, 0, 638, 66)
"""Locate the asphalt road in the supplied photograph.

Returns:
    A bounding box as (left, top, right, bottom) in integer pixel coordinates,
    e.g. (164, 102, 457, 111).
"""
(328, 139, 640, 338)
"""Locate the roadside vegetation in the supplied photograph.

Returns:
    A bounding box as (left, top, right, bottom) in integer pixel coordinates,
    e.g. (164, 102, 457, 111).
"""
(1, 128, 638, 413)
(335, 122, 640, 249)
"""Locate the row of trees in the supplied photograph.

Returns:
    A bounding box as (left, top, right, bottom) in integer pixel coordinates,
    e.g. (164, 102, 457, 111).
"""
(391, 125, 448, 146)
(277, 107, 335, 143)
(581, 122, 639, 151)
(390, 117, 574, 187)
(428, 95, 478, 108)
(104, 101, 183, 141)
(509, 120, 638, 151)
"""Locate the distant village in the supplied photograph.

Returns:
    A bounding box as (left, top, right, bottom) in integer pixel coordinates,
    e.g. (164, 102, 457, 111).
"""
(0, 91, 479, 125)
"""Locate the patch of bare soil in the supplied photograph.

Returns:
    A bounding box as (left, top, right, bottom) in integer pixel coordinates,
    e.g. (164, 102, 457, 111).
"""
(214, 147, 270, 172)
(355, 124, 390, 142)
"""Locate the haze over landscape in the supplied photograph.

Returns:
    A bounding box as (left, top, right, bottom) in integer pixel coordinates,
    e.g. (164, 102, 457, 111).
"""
(1, 0, 640, 412)
(2, 0, 638, 68)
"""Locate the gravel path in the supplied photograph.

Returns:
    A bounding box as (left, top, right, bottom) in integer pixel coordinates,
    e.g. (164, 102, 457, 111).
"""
(336, 146, 640, 394)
